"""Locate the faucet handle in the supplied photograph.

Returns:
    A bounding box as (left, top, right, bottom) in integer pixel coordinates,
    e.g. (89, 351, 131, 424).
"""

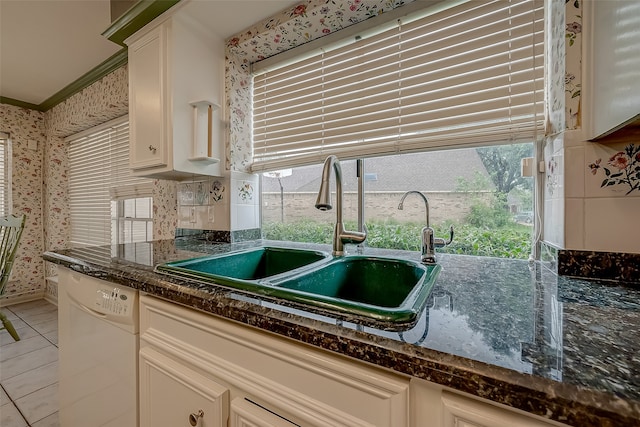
(434, 226, 454, 248)
(445, 225, 454, 244)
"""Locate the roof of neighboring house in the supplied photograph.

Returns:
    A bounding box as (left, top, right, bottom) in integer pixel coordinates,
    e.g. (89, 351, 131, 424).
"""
(261, 149, 495, 193)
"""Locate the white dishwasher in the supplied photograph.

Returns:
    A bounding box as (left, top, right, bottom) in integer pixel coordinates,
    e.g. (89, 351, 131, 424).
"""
(58, 266, 139, 427)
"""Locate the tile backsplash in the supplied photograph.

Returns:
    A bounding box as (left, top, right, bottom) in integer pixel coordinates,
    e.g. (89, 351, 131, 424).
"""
(177, 177, 230, 231)
(176, 171, 260, 238)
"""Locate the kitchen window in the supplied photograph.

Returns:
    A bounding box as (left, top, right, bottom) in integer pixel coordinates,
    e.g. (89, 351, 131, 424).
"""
(67, 116, 154, 248)
(0, 132, 11, 217)
(254, 0, 544, 259)
(111, 197, 153, 245)
(262, 144, 535, 259)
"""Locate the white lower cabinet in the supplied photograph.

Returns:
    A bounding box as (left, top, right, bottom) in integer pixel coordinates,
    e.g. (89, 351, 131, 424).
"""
(139, 294, 410, 427)
(139, 346, 229, 427)
(139, 295, 566, 427)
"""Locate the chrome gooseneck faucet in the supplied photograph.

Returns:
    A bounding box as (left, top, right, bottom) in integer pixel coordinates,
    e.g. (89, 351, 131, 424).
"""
(315, 155, 367, 256)
(398, 191, 453, 264)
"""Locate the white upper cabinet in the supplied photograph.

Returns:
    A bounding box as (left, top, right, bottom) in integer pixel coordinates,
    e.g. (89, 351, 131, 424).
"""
(126, 2, 225, 180)
(585, 0, 640, 139)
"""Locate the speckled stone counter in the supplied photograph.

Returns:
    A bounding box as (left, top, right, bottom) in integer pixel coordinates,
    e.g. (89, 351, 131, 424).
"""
(42, 238, 640, 427)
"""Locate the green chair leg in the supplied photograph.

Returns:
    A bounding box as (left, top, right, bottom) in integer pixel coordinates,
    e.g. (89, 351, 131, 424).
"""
(0, 310, 20, 342)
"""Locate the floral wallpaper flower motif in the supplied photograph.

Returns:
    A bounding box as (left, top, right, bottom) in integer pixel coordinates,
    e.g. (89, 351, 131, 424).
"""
(210, 180, 225, 202)
(238, 182, 254, 202)
(546, 157, 560, 197)
(588, 144, 640, 195)
(565, 20, 581, 46)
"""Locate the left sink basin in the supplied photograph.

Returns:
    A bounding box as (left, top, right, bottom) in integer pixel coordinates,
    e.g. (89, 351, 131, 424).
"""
(155, 246, 329, 286)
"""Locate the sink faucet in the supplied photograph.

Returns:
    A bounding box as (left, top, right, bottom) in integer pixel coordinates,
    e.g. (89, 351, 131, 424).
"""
(315, 155, 367, 256)
(398, 191, 453, 265)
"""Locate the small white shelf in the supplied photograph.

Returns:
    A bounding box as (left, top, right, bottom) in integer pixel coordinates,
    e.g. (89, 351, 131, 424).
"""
(188, 156, 220, 164)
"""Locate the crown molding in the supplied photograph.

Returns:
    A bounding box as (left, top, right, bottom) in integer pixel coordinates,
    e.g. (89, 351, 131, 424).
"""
(0, 97, 43, 112)
(102, 0, 181, 46)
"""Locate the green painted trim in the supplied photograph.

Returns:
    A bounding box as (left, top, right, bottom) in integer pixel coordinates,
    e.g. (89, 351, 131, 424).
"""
(38, 48, 129, 111)
(102, 0, 181, 46)
(0, 97, 43, 112)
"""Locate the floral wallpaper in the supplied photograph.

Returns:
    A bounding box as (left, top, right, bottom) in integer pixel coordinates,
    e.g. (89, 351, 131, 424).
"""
(546, 0, 565, 136)
(225, 0, 415, 172)
(564, 0, 581, 129)
(0, 104, 46, 302)
(227, 0, 413, 67)
(47, 66, 129, 137)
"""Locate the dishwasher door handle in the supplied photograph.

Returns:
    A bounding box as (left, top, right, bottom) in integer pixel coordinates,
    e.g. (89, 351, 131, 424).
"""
(67, 293, 108, 319)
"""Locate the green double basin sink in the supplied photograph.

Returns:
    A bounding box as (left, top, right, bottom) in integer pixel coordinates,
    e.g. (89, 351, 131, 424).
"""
(155, 247, 440, 327)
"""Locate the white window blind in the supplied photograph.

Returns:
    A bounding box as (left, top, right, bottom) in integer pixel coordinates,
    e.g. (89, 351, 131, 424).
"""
(252, 0, 545, 172)
(67, 116, 154, 247)
(0, 133, 11, 217)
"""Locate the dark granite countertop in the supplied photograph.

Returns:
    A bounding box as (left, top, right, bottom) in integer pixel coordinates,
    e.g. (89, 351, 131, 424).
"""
(42, 238, 640, 427)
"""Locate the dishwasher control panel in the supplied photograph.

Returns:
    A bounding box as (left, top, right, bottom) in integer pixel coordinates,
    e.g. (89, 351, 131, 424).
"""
(95, 287, 135, 316)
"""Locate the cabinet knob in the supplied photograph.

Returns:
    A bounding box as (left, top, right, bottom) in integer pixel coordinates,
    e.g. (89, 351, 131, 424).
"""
(148, 145, 157, 154)
(188, 409, 204, 426)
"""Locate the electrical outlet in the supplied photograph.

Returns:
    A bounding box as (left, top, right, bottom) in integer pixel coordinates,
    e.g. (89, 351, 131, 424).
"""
(189, 206, 196, 223)
(208, 206, 215, 223)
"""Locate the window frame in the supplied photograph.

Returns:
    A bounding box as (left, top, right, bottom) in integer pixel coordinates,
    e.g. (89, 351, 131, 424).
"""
(111, 196, 154, 245)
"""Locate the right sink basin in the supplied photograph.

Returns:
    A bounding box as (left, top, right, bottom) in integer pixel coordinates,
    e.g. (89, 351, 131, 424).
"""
(269, 256, 441, 327)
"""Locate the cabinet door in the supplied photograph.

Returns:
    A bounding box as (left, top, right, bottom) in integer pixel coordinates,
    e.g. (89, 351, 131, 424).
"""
(140, 347, 229, 427)
(441, 392, 557, 427)
(128, 24, 169, 170)
(230, 397, 303, 427)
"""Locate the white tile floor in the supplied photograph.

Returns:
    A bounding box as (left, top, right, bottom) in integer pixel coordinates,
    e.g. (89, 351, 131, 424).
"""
(1, 300, 59, 427)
